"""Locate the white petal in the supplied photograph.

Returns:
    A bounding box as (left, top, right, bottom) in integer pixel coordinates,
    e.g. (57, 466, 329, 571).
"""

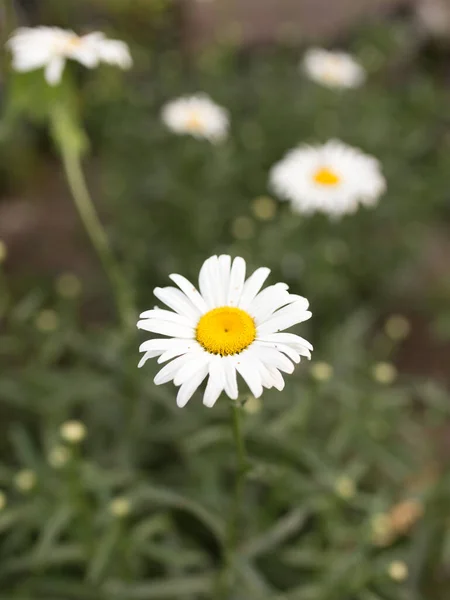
(173, 352, 209, 386)
(137, 319, 194, 339)
(154, 287, 200, 320)
(139, 338, 189, 353)
(257, 302, 312, 336)
(138, 308, 192, 328)
(154, 354, 193, 385)
(217, 255, 232, 305)
(44, 56, 65, 85)
(235, 352, 264, 398)
(227, 256, 246, 306)
(203, 356, 225, 407)
(158, 342, 198, 364)
(259, 332, 313, 352)
(249, 283, 290, 323)
(223, 356, 238, 400)
(266, 367, 285, 391)
(253, 345, 295, 374)
(256, 340, 302, 363)
(239, 267, 271, 309)
(69, 45, 99, 68)
(138, 349, 165, 368)
(176, 364, 209, 408)
(198, 256, 220, 309)
(169, 274, 208, 313)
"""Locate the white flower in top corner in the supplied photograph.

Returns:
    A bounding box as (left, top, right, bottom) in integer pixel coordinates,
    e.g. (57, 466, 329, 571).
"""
(302, 48, 366, 89)
(138, 255, 312, 408)
(7, 27, 132, 86)
(161, 95, 229, 142)
(270, 140, 386, 218)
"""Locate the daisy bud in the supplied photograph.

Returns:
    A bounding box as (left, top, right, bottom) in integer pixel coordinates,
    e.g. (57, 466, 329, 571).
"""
(109, 497, 131, 518)
(60, 420, 87, 444)
(14, 469, 37, 492)
(388, 560, 408, 582)
(372, 362, 397, 385)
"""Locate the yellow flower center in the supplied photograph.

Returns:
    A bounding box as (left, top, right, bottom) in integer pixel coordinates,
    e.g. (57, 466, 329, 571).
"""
(322, 57, 343, 82)
(313, 166, 341, 186)
(186, 112, 203, 132)
(61, 35, 82, 51)
(196, 307, 256, 356)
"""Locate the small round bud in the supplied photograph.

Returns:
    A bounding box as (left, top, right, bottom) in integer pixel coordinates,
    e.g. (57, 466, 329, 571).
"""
(243, 395, 262, 414)
(109, 497, 131, 518)
(311, 361, 333, 382)
(231, 216, 255, 240)
(384, 315, 410, 341)
(372, 362, 397, 385)
(388, 560, 408, 582)
(55, 273, 82, 298)
(14, 469, 37, 492)
(371, 513, 392, 546)
(48, 445, 70, 468)
(251, 196, 277, 221)
(35, 309, 59, 332)
(60, 420, 87, 444)
(334, 476, 356, 499)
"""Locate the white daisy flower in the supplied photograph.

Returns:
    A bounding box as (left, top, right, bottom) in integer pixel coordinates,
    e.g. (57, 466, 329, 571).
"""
(302, 48, 366, 89)
(161, 94, 229, 142)
(138, 256, 312, 408)
(270, 140, 386, 217)
(7, 27, 132, 86)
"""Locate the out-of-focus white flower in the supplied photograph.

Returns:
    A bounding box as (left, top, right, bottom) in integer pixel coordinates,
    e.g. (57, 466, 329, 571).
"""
(7, 27, 132, 85)
(270, 140, 386, 218)
(161, 94, 229, 142)
(138, 255, 313, 408)
(302, 48, 366, 89)
(60, 420, 87, 443)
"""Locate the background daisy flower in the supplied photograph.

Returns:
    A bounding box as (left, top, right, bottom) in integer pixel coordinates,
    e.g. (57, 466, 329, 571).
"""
(7, 27, 132, 86)
(269, 140, 386, 217)
(302, 48, 366, 89)
(161, 94, 229, 142)
(138, 255, 312, 408)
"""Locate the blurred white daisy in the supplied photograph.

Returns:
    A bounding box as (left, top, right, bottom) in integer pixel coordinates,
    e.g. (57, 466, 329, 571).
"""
(7, 27, 132, 86)
(302, 48, 365, 89)
(270, 140, 386, 217)
(161, 95, 229, 142)
(138, 255, 312, 408)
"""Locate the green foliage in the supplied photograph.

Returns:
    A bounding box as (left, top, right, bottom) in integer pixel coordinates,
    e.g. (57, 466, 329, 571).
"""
(0, 14, 450, 600)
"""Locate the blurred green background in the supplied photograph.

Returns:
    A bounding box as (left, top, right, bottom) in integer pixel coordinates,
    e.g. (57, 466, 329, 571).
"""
(0, 0, 450, 598)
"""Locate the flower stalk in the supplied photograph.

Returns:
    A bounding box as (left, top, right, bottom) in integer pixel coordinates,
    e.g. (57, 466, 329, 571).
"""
(217, 400, 249, 599)
(51, 105, 135, 331)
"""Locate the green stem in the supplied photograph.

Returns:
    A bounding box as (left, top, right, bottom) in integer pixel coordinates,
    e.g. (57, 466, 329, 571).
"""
(217, 401, 248, 599)
(52, 114, 135, 331)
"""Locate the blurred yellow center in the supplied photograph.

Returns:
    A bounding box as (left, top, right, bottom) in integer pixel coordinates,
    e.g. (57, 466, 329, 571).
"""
(186, 112, 203, 132)
(196, 307, 256, 355)
(313, 167, 341, 186)
(65, 36, 82, 50)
